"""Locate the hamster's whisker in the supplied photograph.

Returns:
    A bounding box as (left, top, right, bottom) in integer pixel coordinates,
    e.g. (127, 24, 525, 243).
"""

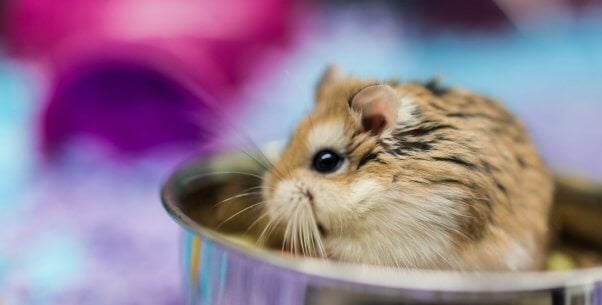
(308, 212, 319, 257)
(184, 171, 267, 183)
(215, 201, 266, 229)
(265, 216, 283, 247)
(189, 98, 277, 175)
(292, 207, 299, 255)
(306, 209, 326, 257)
(257, 217, 275, 246)
(257, 208, 285, 247)
(213, 191, 263, 208)
(301, 209, 311, 257)
(236, 147, 275, 173)
(303, 210, 313, 257)
(301, 210, 309, 257)
(291, 210, 299, 255)
(230, 135, 287, 182)
(295, 207, 305, 256)
(215, 184, 273, 205)
(300, 210, 308, 256)
(282, 219, 291, 253)
(236, 185, 273, 192)
(228, 126, 280, 173)
(245, 210, 271, 234)
(181, 79, 289, 183)
(313, 226, 326, 257)
(298, 213, 306, 256)
(253, 147, 285, 180)
(301, 216, 310, 257)
(281, 208, 295, 253)
(308, 219, 316, 256)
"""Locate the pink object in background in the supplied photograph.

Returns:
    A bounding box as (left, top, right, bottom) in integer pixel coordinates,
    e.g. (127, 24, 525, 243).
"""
(4, 0, 299, 157)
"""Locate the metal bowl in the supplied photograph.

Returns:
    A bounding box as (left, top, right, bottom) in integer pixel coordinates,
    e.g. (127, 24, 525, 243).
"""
(161, 150, 602, 305)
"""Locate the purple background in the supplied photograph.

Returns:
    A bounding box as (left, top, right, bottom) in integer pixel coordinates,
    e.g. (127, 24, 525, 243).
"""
(1, 1, 602, 304)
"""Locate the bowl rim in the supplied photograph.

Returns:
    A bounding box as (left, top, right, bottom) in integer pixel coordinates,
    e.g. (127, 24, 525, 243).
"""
(161, 153, 602, 293)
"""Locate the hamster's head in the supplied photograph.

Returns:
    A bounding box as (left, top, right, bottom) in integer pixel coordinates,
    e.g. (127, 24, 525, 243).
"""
(261, 66, 418, 259)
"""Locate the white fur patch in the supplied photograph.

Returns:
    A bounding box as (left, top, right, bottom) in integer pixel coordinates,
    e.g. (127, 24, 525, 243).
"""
(347, 179, 382, 213)
(306, 120, 348, 154)
(502, 235, 535, 271)
(397, 96, 418, 127)
(270, 179, 308, 215)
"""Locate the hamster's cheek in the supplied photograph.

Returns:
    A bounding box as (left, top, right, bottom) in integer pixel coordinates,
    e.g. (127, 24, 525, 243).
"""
(309, 177, 385, 230)
(347, 179, 386, 213)
(307, 183, 346, 231)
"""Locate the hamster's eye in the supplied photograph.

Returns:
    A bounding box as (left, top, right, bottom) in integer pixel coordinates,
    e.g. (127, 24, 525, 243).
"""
(312, 149, 343, 173)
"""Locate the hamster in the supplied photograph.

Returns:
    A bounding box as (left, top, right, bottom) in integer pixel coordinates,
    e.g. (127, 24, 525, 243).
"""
(260, 66, 553, 271)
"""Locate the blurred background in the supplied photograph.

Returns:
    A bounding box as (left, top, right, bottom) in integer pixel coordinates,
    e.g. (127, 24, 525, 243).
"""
(1, 0, 602, 304)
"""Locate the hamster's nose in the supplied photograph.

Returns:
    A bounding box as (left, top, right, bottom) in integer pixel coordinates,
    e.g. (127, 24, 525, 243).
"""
(293, 182, 314, 207)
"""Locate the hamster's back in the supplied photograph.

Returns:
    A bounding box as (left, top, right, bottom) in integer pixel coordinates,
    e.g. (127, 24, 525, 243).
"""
(384, 81, 553, 270)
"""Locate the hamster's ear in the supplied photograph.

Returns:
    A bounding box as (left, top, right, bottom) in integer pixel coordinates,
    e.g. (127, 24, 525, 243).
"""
(351, 85, 400, 135)
(315, 65, 344, 102)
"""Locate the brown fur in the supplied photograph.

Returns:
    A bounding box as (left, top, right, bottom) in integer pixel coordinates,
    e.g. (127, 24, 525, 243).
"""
(263, 67, 553, 270)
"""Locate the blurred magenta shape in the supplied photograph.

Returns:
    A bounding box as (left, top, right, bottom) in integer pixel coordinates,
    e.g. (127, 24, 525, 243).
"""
(4, 0, 297, 157)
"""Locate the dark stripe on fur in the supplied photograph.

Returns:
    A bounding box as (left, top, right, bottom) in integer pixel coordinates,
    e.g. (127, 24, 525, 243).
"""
(395, 124, 456, 138)
(394, 142, 433, 155)
(495, 181, 508, 195)
(446, 112, 512, 123)
(357, 152, 381, 169)
(423, 78, 450, 96)
(432, 156, 476, 169)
